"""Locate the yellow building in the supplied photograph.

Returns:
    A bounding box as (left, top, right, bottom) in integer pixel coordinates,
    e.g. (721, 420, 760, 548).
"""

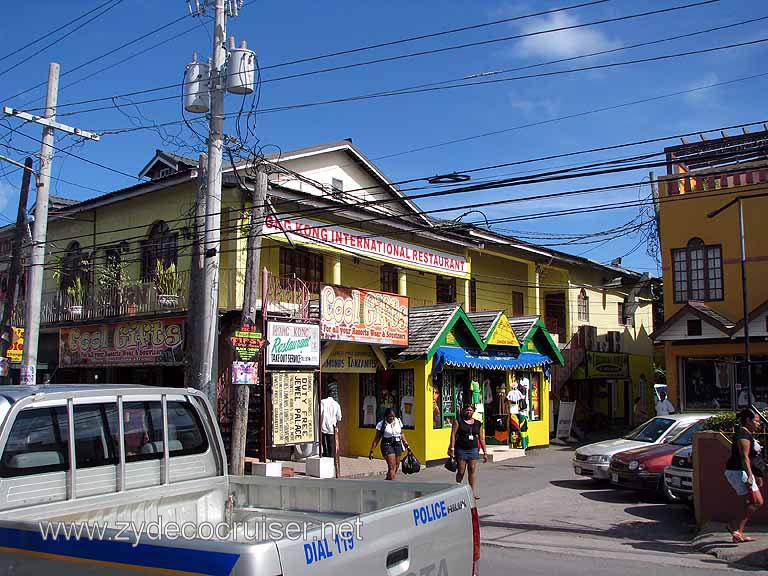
(653, 131, 768, 411)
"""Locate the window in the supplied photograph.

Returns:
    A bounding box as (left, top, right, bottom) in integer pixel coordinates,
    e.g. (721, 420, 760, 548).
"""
(331, 178, 344, 198)
(1, 407, 69, 477)
(672, 238, 723, 303)
(280, 248, 323, 293)
(380, 265, 398, 293)
(433, 370, 470, 429)
(469, 279, 477, 312)
(528, 373, 542, 421)
(436, 276, 456, 304)
(577, 289, 589, 321)
(123, 402, 164, 462)
(74, 403, 118, 469)
(618, 302, 634, 326)
(141, 221, 177, 281)
(687, 319, 702, 336)
(167, 401, 208, 455)
(359, 370, 414, 429)
(511, 292, 524, 317)
(60, 241, 89, 292)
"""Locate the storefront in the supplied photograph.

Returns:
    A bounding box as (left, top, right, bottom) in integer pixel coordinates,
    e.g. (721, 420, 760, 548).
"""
(52, 317, 186, 385)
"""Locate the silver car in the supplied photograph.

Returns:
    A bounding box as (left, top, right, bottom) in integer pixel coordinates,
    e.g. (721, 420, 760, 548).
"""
(664, 445, 693, 502)
(572, 413, 711, 480)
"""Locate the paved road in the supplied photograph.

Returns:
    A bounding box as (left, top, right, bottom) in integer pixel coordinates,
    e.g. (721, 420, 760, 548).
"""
(401, 442, 765, 572)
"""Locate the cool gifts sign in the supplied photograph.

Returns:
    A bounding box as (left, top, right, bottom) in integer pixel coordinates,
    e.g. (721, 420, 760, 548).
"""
(272, 371, 315, 445)
(266, 321, 320, 367)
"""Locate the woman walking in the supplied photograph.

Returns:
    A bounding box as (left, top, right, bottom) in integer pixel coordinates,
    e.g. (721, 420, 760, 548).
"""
(449, 403, 488, 499)
(725, 407, 765, 543)
(369, 408, 410, 480)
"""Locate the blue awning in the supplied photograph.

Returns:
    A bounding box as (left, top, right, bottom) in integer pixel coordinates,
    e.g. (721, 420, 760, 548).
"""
(435, 347, 553, 371)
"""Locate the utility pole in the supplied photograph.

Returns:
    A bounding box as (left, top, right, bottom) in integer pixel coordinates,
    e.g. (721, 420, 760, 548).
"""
(230, 164, 267, 474)
(185, 154, 207, 389)
(4, 63, 99, 385)
(0, 158, 33, 377)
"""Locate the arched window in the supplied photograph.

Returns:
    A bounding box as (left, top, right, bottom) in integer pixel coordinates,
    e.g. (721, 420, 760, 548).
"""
(60, 241, 89, 292)
(577, 289, 589, 322)
(671, 237, 723, 303)
(141, 221, 177, 280)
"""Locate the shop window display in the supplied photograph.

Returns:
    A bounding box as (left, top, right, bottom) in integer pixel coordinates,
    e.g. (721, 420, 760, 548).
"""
(433, 370, 470, 429)
(529, 373, 542, 422)
(359, 370, 415, 429)
(682, 357, 731, 411)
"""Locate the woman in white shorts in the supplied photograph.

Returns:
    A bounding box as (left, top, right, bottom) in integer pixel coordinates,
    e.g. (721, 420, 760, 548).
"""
(724, 408, 765, 543)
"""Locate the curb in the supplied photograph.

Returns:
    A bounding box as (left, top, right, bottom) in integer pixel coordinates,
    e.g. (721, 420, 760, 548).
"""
(692, 523, 768, 568)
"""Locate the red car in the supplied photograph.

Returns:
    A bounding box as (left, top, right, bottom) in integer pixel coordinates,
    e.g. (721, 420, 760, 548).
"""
(608, 419, 706, 499)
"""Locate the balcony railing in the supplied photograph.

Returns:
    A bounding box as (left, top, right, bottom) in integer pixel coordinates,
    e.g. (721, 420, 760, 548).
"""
(13, 272, 190, 326)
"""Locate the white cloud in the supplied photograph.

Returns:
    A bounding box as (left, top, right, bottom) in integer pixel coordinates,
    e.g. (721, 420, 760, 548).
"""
(0, 181, 12, 214)
(509, 98, 560, 118)
(684, 72, 719, 104)
(515, 11, 622, 60)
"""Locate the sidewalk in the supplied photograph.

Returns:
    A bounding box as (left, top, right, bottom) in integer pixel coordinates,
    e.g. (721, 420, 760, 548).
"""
(694, 522, 768, 569)
(254, 456, 388, 479)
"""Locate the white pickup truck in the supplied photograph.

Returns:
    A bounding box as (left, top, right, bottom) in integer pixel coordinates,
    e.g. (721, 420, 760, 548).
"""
(0, 384, 479, 575)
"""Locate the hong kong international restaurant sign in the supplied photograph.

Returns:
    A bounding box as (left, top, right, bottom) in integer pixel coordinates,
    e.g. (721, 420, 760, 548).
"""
(320, 284, 408, 346)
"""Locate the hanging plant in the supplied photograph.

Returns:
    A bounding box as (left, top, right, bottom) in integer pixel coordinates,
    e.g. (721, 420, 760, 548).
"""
(154, 259, 181, 308)
(67, 277, 85, 318)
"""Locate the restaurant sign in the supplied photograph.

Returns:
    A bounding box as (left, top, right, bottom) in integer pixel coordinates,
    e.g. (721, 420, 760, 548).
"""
(272, 371, 315, 446)
(264, 214, 469, 278)
(320, 284, 408, 346)
(486, 314, 520, 348)
(60, 318, 184, 367)
(586, 351, 629, 379)
(266, 321, 320, 367)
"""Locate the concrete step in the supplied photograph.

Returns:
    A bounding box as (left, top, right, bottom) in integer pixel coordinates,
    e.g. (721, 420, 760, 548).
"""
(486, 446, 526, 462)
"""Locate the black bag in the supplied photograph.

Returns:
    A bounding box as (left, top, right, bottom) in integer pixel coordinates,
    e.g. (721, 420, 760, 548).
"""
(444, 456, 458, 473)
(401, 450, 421, 474)
(518, 397, 528, 411)
(752, 455, 766, 478)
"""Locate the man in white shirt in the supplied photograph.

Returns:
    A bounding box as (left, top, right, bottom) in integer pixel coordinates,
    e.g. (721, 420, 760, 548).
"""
(655, 391, 676, 416)
(320, 381, 342, 458)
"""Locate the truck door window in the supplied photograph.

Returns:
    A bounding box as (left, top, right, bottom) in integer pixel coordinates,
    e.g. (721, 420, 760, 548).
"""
(0, 407, 69, 477)
(74, 404, 118, 469)
(167, 401, 208, 456)
(123, 402, 164, 462)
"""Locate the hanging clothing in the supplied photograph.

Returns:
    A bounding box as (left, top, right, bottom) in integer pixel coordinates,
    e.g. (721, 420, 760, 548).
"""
(470, 380, 482, 405)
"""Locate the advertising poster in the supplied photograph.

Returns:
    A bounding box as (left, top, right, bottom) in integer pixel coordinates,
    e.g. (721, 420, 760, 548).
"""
(232, 361, 259, 385)
(272, 371, 315, 445)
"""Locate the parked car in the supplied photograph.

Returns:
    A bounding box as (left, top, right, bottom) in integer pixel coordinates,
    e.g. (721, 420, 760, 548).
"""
(572, 413, 709, 480)
(608, 417, 710, 498)
(664, 445, 694, 502)
(0, 385, 480, 576)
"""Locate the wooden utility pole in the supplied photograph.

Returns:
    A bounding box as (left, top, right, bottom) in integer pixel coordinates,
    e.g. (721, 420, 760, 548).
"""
(0, 158, 33, 373)
(185, 154, 207, 389)
(230, 164, 267, 475)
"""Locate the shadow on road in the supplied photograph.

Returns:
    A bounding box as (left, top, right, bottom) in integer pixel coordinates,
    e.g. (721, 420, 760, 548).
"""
(550, 479, 609, 491)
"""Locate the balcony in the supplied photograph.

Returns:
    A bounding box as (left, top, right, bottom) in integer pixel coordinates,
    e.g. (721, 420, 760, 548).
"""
(13, 272, 190, 326)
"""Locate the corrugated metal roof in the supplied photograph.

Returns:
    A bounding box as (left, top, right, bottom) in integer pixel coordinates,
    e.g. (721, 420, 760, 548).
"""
(387, 303, 460, 359)
(688, 301, 736, 330)
(466, 310, 503, 340)
(508, 315, 540, 342)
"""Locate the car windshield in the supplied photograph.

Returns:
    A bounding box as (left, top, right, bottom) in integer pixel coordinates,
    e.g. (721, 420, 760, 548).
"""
(669, 421, 704, 446)
(623, 418, 675, 443)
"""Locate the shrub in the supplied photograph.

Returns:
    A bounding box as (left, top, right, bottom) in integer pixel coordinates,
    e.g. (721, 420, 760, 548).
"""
(700, 412, 738, 433)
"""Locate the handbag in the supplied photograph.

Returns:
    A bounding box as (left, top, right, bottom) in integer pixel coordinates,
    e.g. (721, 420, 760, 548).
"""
(401, 450, 421, 474)
(444, 456, 458, 473)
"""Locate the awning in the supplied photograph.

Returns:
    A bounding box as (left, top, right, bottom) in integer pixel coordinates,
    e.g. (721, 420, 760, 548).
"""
(435, 347, 552, 371)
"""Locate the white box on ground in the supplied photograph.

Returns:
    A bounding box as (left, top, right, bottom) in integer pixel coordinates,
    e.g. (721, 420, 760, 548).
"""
(306, 456, 335, 478)
(252, 462, 283, 477)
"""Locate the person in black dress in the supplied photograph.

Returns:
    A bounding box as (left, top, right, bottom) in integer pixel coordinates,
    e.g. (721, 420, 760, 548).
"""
(725, 408, 765, 542)
(449, 403, 488, 499)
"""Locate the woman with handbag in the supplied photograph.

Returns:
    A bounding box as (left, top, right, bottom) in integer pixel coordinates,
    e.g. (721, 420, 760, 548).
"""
(725, 407, 765, 543)
(448, 403, 488, 499)
(370, 408, 410, 480)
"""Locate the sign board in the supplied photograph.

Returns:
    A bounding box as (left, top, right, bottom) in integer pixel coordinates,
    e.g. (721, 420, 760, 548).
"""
(59, 318, 185, 367)
(232, 361, 259, 385)
(586, 352, 629, 379)
(322, 346, 379, 373)
(266, 321, 320, 367)
(272, 371, 315, 445)
(229, 324, 265, 361)
(7, 327, 23, 363)
(486, 314, 520, 347)
(556, 401, 576, 439)
(264, 214, 469, 278)
(20, 364, 35, 386)
(320, 284, 408, 346)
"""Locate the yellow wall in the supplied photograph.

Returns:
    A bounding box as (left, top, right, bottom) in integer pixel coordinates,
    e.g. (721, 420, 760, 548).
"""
(526, 368, 550, 448)
(470, 251, 529, 314)
(659, 184, 768, 322)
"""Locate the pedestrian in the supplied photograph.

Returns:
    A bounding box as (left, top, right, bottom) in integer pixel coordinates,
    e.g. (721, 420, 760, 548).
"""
(320, 381, 342, 459)
(633, 396, 648, 425)
(369, 408, 410, 480)
(655, 390, 676, 416)
(725, 407, 765, 543)
(448, 403, 488, 499)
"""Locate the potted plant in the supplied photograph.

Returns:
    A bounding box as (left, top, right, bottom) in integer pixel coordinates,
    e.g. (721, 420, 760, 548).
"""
(154, 259, 181, 308)
(67, 276, 85, 318)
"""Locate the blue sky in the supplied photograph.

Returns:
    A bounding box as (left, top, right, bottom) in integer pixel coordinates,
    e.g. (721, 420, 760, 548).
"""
(0, 0, 765, 276)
